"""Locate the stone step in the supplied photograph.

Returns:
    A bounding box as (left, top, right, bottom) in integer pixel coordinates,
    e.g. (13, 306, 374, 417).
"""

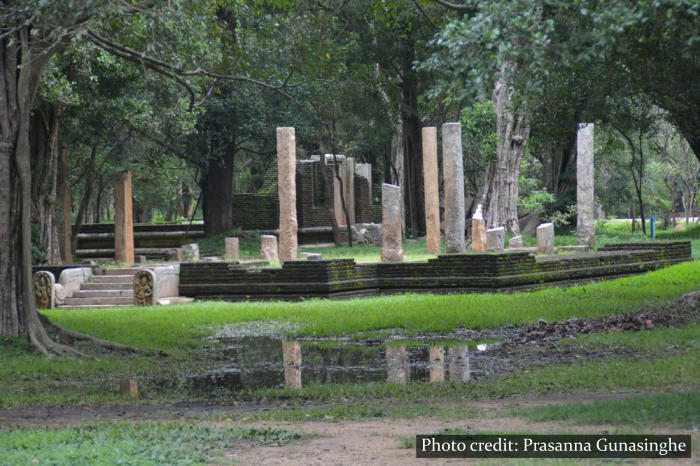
(98, 268, 148, 276)
(59, 304, 132, 309)
(72, 289, 134, 298)
(64, 296, 134, 306)
(89, 275, 133, 284)
(80, 282, 133, 291)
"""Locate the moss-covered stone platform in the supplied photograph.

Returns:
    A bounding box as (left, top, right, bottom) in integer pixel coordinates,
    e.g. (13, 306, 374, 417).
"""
(179, 241, 691, 301)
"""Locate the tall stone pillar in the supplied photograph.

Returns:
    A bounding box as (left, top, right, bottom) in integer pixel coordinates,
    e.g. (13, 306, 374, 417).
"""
(422, 127, 441, 254)
(577, 123, 595, 246)
(277, 127, 297, 263)
(114, 171, 134, 266)
(381, 183, 403, 263)
(442, 123, 465, 253)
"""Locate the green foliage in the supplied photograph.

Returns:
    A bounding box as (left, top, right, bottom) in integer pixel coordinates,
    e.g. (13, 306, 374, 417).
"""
(0, 422, 300, 465)
(517, 393, 700, 429)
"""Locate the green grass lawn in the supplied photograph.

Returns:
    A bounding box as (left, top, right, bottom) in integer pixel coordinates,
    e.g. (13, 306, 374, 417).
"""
(0, 422, 299, 465)
(516, 393, 700, 429)
(43, 261, 700, 349)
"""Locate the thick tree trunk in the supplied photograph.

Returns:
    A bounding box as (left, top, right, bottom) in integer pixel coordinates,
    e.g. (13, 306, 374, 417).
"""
(30, 101, 62, 264)
(201, 152, 234, 235)
(485, 58, 530, 233)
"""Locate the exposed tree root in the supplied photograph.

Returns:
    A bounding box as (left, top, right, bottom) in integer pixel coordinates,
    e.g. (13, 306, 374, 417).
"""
(39, 314, 169, 356)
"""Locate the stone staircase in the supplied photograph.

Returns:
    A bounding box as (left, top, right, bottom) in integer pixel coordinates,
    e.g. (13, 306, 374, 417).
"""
(61, 268, 143, 308)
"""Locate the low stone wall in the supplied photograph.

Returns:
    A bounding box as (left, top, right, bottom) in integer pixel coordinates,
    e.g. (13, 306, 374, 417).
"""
(179, 241, 692, 302)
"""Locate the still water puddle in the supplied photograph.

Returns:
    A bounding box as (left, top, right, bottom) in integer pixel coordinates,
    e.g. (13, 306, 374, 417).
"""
(162, 337, 501, 393)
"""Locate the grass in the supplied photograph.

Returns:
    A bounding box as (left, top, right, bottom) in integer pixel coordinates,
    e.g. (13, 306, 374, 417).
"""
(516, 393, 700, 429)
(559, 323, 700, 354)
(0, 422, 300, 465)
(42, 261, 700, 349)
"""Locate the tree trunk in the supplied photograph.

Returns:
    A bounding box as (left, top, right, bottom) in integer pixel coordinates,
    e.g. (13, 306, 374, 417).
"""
(201, 151, 234, 236)
(30, 100, 62, 264)
(57, 146, 72, 263)
(486, 58, 530, 233)
(399, 42, 424, 235)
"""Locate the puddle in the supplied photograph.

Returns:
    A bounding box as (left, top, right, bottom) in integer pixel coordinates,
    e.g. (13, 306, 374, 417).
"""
(148, 337, 502, 393)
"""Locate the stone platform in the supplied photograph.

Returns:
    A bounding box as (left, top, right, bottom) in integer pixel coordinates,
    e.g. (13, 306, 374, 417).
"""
(179, 241, 692, 302)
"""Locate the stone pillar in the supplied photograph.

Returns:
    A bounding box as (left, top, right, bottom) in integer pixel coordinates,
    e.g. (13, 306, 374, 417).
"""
(485, 227, 506, 251)
(181, 243, 199, 262)
(33, 271, 55, 309)
(386, 345, 409, 384)
(114, 171, 134, 266)
(355, 163, 372, 201)
(471, 204, 487, 252)
(381, 183, 403, 263)
(422, 127, 441, 254)
(261, 235, 279, 261)
(577, 123, 595, 246)
(448, 345, 470, 382)
(508, 235, 523, 248)
(537, 222, 555, 254)
(428, 346, 445, 383)
(442, 123, 465, 253)
(277, 127, 298, 263)
(225, 237, 240, 262)
(282, 341, 302, 389)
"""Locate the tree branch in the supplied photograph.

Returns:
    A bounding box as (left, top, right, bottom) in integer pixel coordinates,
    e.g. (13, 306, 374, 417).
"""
(430, 0, 478, 13)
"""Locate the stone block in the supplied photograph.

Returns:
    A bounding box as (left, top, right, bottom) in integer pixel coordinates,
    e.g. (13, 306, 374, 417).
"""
(508, 235, 523, 248)
(485, 227, 506, 251)
(225, 237, 240, 262)
(261, 235, 279, 261)
(181, 243, 199, 262)
(537, 222, 555, 254)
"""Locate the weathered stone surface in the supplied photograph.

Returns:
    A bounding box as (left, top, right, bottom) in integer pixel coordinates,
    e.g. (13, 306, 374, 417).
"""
(136, 255, 147, 263)
(576, 123, 595, 246)
(261, 235, 279, 261)
(448, 345, 470, 382)
(471, 204, 487, 252)
(485, 226, 506, 251)
(422, 127, 441, 254)
(153, 265, 180, 299)
(509, 235, 523, 248)
(114, 171, 134, 266)
(351, 223, 382, 245)
(429, 346, 445, 383)
(277, 127, 298, 263)
(54, 283, 66, 306)
(381, 183, 403, 263)
(33, 271, 55, 309)
(332, 155, 355, 226)
(202, 256, 222, 262)
(282, 341, 302, 389)
(537, 222, 555, 254)
(134, 269, 156, 306)
(167, 248, 183, 262)
(386, 345, 409, 384)
(306, 253, 323, 260)
(442, 122, 465, 253)
(181, 243, 199, 262)
(225, 237, 240, 262)
(59, 267, 93, 298)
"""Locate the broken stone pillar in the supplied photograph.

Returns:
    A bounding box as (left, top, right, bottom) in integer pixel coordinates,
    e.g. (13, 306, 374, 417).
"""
(277, 127, 298, 263)
(448, 345, 470, 382)
(422, 127, 441, 254)
(261, 235, 279, 262)
(282, 341, 302, 389)
(485, 226, 506, 251)
(577, 123, 595, 247)
(114, 171, 134, 266)
(442, 123, 465, 253)
(381, 183, 403, 263)
(181, 243, 199, 262)
(225, 237, 240, 262)
(386, 345, 409, 384)
(428, 346, 445, 383)
(471, 204, 487, 252)
(508, 235, 523, 248)
(537, 222, 555, 254)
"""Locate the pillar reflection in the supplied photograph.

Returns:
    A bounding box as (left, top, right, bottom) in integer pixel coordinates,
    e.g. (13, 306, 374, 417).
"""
(282, 341, 302, 389)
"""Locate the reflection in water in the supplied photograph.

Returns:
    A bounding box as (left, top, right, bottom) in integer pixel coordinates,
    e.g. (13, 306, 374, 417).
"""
(429, 346, 445, 382)
(448, 345, 470, 382)
(282, 341, 302, 388)
(386, 345, 410, 384)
